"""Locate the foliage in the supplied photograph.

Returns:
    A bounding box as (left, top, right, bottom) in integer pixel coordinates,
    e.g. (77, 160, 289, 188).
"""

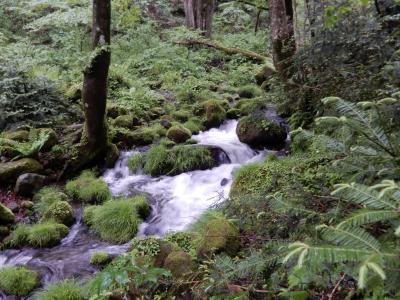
(90, 252, 111, 266)
(65, 170, 111, 204)
(0, 266, 38, 296)
(33, 186, 70, 217)
(34, 280, 84, 300)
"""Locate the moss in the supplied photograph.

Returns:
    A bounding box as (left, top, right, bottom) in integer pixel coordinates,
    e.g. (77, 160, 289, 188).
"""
(34, 280, 84, 300)
(201, 100, 227, 129)
(235, 98, 266, 115)
(159, 138, 176, 148)
(41, 201, 75, 226)
(149, 123, 167, 137)
(0, 158, 43, 183)
(172, 110, 192, 122)
(237, 84, 262, 98)
(106, 104, 128, 119)
(0, 203, 15, 225)
(166, 125, 192, 143)
(196, 218, 240, 258)
(2, 130, 30, 142)
(131, 127, 159, 146)
(112, 115, 136, 129)
(0, 266, 39, 296)
(163, 251, 194, 278)
(33, 187, 69, 216)
(90, 252, 110, 266)
(227, 108, 241, 119)
(139, 145, 215, 176)
(104, 143, 120, 168)
(183, 117, 205, 134)
(0, 145, 20, 158)
(66, 170, 111, 204)
(89, 198, 147, 244)
(82, 205, 98, 226)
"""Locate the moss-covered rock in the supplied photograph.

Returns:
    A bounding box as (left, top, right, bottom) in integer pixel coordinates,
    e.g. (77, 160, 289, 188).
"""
(88, 197, 149, 244)
(234, 98, 266, 116)
(5, 222, 69, 248)
(33, 186, 69, 213)
(107, 105, 128, 119)
(201, 100, 227, 129)
(163, 251, 195, 278)
(0, 203, 15, 224)
(105, 144, 120, 168)
(2, 130, 29, 142)
(66, 170, 111, 204)
(236, 116, 287, 149)
(0, 145, 20, 159)
(131, 127, 159, 146)
(196, 219, 240, 258)
(41, 201, 75, 226)
(172, 110, 192, 122)
(0, 158, 43, 183)
(227, 108, 241, 119)
(15, 173, 47, 197)
(0, 266, 39, 296)
(183, 117, 205, 134)
(90, 251, 111, 266)
(166, 125, 192, 143)
(237, 84, 262, 98)
(112, 115, 140, 129)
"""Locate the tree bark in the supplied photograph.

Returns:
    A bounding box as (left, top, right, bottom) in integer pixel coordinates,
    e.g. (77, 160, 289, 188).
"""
(183, 0, 215, 37)
(81, 0, 111, 153)
(269, 0, 296, 78)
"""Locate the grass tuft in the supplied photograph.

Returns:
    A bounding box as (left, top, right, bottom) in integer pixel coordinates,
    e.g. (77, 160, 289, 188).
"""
(0, 266, 38, 296)
(34, 279, 84, 300)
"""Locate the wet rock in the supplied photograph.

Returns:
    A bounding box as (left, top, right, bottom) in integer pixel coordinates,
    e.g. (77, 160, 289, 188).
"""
(0, 203, 15, 224)
(205, 145, 231, 165)
(160, 119, 172, 129)
(15, 173, 48, 197)
(0, 158, 43, 184)
(236, 116, 287, 149)
(220, 178, 229, 186)
(105, 144, 120, 168)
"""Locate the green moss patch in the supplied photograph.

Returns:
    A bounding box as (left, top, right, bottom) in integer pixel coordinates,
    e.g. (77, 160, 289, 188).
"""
(0, 266, 39, 296)
(34, 280, 84, 300)
(166, 125, 192, 143)
(90, 252, 111, 266)
(66, 170, 111, 204)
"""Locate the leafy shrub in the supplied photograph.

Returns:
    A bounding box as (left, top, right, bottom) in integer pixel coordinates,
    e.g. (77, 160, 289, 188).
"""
(131, 236, 161, 257)
(0, 266, 38, 296)
(34, 280, 84, 300)
(66, 170, 111, 204)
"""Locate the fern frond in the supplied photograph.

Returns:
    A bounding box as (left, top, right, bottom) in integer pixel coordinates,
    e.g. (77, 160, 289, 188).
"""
(317, 225, 381, 252)
(332, 183, 397, 209)
(268, 193, 317, 217)
(337, 209, 399, 229)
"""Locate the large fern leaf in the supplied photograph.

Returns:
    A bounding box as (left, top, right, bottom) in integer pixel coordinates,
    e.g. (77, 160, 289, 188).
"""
(337, 209, 399, 229)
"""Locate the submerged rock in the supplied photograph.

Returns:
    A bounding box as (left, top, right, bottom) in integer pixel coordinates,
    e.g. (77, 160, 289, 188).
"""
(0, 158, 43, 184)
(236, 116, 287, 149)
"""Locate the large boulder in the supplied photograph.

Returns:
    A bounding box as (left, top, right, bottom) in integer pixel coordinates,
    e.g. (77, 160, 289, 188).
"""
(0, 159, 43, 184)
(166, 125, 192, 143)
(236, 116, 287, 149)
(0, 203, 15, 224)
(15, 173, 48, 197)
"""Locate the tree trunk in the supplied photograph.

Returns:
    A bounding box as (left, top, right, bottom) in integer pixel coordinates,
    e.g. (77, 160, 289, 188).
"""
(269, 0, 296, 78)
(183, 0, 215, 37)
(81, 0, 111, 154)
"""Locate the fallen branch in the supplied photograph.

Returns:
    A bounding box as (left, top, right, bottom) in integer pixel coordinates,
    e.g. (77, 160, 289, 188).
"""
(175, 38, 274, 69)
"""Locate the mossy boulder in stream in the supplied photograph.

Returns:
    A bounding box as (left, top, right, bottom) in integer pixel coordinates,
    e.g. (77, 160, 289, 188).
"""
(201, 100, 227, 129)
(0, 158, 43, 184)
(163, 251, 195, 278)
(41, 201, 75, 226)
(66, 170, 111, 204)
(0, 266, 39, 296)
(86, 196, 150, 244)
(0, 203, 15, 224)
(166, 125, 192, 143)
(4, 222, 69, 248)
(236, 116, 287, 149)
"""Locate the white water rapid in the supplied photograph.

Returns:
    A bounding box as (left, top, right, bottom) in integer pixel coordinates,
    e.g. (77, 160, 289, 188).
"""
(103, 120, 265, 236)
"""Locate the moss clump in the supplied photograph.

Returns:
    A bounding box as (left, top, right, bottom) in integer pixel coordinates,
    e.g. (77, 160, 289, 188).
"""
(89, 197, 149, 244)
(5, 222, 69, 248)
(201, 100, 227, 129)
(196, 218, 240, 258)
(131, 127, 159, 146)
(129, 145, 215, 176)
(172, 110, 192, 122)
(34, 280, 84, 300)
(2, 130, 30, 142)
(183, 117, 205, 134)
(0, 266, 39, 296)
(66, 170, 111, 204)
(163, 251, 195, 278)
(127, 153, 145, 173)
(0, 158, 43, 183)
(82, 205, 98, 226)
(234, 98, 266, 115)
(112, 114, 137, 129)
(166, 125, 192, 143)
(0, 203, 15, 225)
(237, 84, 262, 98)
(90, 252, 110, 266)
(227, 108, 241, 119)
(41, 201, 75, 226)
(236, 116, 287, 149)
(33, 187, 69, 216)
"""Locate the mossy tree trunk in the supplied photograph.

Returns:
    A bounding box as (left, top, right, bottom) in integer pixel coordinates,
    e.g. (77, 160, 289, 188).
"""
(81, 0, 111, 157)
(183, 0, 215, 37)
(269, 0, 296, 78)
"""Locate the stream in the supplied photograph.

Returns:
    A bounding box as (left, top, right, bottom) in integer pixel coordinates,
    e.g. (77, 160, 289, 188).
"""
(0, 119, 279, 299)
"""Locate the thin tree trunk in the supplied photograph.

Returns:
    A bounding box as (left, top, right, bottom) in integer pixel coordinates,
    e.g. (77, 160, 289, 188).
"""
(183, 0, 215, 37)
(255, 10, 261, 33)
(269, 0, 296, 78)
(81, 0, 110, 153)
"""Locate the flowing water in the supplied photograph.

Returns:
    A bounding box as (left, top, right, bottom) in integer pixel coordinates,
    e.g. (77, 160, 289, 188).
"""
(0, 118, 281, 298)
